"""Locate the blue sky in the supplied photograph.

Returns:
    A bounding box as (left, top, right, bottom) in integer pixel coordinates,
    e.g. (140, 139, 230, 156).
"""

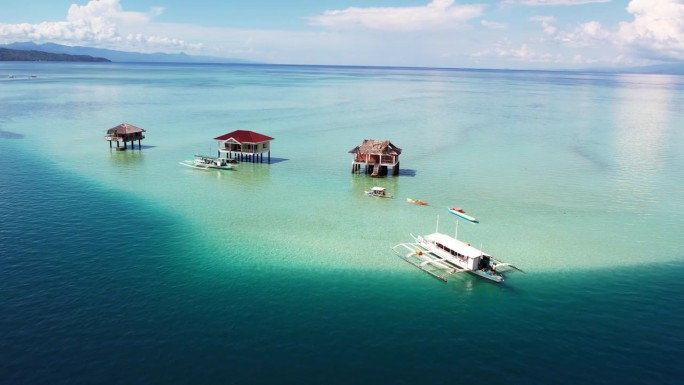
(2, 0, 683, 69)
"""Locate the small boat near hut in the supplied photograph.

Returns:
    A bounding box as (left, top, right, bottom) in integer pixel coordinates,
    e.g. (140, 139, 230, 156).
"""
(448, 207, 478, 223)
(365, 186, 393, 198)
(179, 155, 237, 171)
(392, 220, 522, 283)
(406, 198, 429, 206)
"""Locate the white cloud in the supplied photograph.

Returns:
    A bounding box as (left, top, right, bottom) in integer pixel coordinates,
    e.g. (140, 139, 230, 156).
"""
(553, 21, 610, 48)
(307, 0, 485, 31)
(66, 0, 151, 25)
(542, 0, 684, 62)
(472, 39, 558, 63)
(504, 0, 609, 6)
(617, 0, 684, 61)
(481, 19, 508, 30)
(529, 16, 557, 35)
(0, 0, 196, 52)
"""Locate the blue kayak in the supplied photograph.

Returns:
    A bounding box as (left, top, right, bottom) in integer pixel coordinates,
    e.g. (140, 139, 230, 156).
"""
(448, 207, 479, 223)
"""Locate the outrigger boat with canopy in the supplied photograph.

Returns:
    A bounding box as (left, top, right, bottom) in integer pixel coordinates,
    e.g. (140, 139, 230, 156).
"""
(392, 218, 522, 283)
(179, 155, 237, 171)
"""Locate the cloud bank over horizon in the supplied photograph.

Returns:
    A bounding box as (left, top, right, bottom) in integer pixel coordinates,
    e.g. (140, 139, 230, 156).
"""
(0, 0, 201, 52)
(1, 0, 683, 69)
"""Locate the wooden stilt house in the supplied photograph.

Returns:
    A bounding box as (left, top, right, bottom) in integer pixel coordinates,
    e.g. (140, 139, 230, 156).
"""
(105, 123, 146, 150)
(213, 130, 275, 163)
(350, 139, 402, 176)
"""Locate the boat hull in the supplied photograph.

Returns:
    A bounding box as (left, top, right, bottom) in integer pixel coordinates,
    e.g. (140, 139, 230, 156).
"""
(418, 241, 503, 283)
(448, 207, 478, 223)
(179, 160, 236, 171)
(365, 188, 392, 198)
(179, 161, 209, 170)
(406, 198, 428, 206)
(469, 267, 504, 283)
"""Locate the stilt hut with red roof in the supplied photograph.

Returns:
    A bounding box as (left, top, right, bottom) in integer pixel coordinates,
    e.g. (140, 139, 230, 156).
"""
(105, 123, 146, 151)
(214, 130, 274, 163)
(349, 139, 402, 177)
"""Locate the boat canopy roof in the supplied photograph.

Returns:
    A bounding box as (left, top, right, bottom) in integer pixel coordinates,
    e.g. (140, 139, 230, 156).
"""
(371, 186, 386, 191)
(424, 233, 487, 259)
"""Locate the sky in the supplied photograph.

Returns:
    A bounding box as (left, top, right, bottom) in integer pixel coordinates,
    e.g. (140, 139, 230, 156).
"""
(1, 0, 684, 69)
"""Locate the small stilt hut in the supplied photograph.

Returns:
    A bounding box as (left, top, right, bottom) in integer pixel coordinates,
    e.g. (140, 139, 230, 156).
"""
(349, 139, 402, 176)
(105, 123, 146, 150)
(213, 130, 274, 163)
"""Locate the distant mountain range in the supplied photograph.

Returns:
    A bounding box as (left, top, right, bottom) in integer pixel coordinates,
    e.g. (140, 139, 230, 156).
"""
(610, 63, 684, 75)
(1, 41, 683, 73)
(0, 47, 110, 62)
(0, 42, 255, 64)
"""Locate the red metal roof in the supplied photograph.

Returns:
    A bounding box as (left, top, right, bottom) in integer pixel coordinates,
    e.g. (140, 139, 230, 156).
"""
(213, 130, 274, 143)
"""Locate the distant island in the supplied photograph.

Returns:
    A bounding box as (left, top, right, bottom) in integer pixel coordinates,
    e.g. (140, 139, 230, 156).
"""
(0, 42, 255, 64)
(0, 48, 110, 62)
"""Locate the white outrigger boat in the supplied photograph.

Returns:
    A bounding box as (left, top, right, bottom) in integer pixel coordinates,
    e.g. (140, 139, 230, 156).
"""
(179, 155, 237, 170)
(365, 186, 393, 198)
(392, 219, 522, 283)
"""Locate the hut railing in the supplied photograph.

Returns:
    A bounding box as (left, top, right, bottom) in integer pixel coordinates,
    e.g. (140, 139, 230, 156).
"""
(380, 155, 397, 164)
(105, 134, 145, 141)
(219, 145, 268, 154)
(353, 155, 397, 165)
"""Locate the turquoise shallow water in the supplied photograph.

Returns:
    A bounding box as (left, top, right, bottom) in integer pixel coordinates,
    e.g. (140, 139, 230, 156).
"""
(1, 63, 684, 384)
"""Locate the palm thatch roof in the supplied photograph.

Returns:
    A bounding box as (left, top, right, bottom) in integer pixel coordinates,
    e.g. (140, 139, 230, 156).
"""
(349, 139, 402, 156)
(106, 123, 146, 135)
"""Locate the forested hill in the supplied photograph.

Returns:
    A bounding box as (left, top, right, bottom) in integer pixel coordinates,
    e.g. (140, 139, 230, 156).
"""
(0, 48, 110, 62)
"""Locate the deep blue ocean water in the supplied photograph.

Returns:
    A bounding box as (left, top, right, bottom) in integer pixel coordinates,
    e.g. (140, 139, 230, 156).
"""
(1, 63, 683, 384)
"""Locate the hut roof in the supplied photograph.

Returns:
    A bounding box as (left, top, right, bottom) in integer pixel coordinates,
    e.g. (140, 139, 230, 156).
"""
(106, 123, 145, 135)
(349, 139, 402, 156)
(214, 130, 274, 143)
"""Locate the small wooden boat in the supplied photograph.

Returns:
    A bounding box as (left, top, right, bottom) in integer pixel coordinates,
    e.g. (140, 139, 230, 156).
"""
(447, 207, 478, 223)
(406, 198, 429, 206)
(365, 186, 393, 198)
